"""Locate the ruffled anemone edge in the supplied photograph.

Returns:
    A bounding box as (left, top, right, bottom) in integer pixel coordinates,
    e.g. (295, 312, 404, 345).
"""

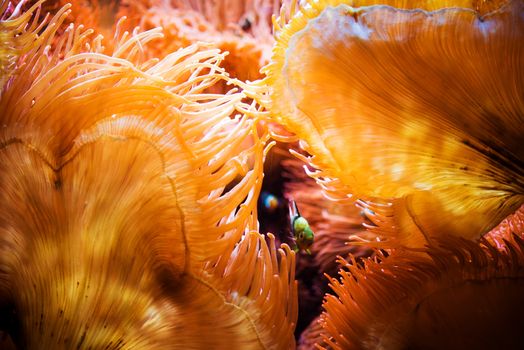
(0, 1, 297, 348)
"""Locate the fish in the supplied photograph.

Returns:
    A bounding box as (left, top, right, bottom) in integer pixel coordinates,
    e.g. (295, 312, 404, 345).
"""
(288, 199, 314, 254)
(261, 191, 281, 213)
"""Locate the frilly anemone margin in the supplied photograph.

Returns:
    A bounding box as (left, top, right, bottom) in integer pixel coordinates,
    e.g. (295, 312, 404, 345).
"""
(0, 2, 297, 349)
(248, 0, 524, 249)
(320, 227, 524, 349)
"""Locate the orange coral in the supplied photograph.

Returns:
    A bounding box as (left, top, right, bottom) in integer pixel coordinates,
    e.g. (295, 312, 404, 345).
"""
(139, 0, 295, 90)
(0, 2, 297, 348)
(259, 0, 524, 248)
(320, 214, 524, 349)
(1, 0, 49, 86)
(3, 0, 524, 348)
(248, 1, 524, 348)
(36, 0, 147, 38)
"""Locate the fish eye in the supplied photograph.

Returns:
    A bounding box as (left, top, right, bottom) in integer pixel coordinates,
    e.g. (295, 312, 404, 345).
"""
(298, 232, 304, 240)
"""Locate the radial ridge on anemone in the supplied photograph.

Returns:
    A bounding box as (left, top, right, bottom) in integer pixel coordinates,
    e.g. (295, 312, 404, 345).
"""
(257, 0, 524, 248)
(0, 1, 297, 348)
(320, 212, 524, 349)
(2, 0, 524, 349)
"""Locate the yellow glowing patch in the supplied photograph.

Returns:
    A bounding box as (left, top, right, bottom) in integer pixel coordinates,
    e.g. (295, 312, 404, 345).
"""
(263, 0, 524, 246)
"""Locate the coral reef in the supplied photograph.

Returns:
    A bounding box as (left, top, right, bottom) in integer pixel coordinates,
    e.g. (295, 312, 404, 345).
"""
(0, 1, 296, 348)
(321, 227, 524, 349)
(257, 0, 524, 348)
(261, 0, 524, 248)
(1, 0, 523, 349)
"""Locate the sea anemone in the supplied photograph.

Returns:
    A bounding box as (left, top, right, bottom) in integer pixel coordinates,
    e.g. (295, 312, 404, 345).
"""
(259, 0, 524, 248)
(0, 2, 297, 348)
(139, 0, 294, 85)
(249, 0, 524, 347)
(320, 209, 524, 349)
(36, 0, 148, 38)
(3, 0, 524, 348)
(1, 0, 49, 86)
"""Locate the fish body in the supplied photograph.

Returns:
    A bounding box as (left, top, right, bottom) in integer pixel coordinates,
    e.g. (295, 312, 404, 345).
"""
(261, 191, 280, 213)
(289, 200, 314, 254)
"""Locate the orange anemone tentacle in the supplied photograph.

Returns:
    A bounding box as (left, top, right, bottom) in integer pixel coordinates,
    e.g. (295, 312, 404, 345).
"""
(259, 0, 524, 248)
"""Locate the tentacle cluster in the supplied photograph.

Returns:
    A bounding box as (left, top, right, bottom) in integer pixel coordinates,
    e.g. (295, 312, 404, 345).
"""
(251, 0, 524, 348)
(0, 2, 297, 348)
(320, 226, 524, 349)
(257, 0, 524, 248)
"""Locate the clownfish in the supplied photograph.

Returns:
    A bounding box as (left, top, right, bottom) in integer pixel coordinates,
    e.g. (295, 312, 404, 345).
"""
(288, 199, 314, 254)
